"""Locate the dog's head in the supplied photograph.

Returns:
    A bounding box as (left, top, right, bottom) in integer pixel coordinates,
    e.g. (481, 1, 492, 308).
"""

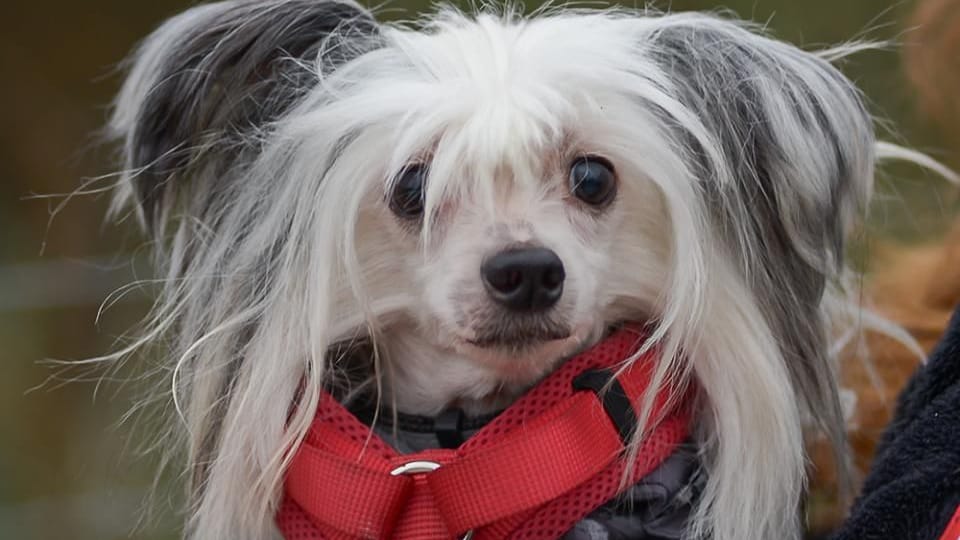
(109, 3, 875, 539)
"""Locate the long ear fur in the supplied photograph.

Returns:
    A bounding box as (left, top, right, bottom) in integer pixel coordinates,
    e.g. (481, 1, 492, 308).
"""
(634, 13, 874, 539)
(110, 0, 380, 235)
(651, 12, 871, 467)
(106, 2, 381, 538)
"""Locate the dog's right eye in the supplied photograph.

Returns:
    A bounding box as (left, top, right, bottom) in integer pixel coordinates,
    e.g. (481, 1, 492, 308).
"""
(569, 156, 617, 207)
(390, 165, 427, 218)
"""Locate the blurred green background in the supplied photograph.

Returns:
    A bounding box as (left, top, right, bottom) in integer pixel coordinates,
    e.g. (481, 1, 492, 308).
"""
(2, 1, 957, 539)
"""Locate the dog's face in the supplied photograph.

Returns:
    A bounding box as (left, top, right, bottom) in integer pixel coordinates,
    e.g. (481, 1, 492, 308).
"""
(324, 17, 681, 403)
(368, 126, 668, 388)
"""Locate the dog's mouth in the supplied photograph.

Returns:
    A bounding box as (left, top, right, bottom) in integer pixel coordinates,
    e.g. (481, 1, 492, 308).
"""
(464, 320, 572, 350)
(453, 318, 595, 385)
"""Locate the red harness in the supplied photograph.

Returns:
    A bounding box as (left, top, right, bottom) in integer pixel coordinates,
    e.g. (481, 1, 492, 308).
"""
(277, 327, 692, 539)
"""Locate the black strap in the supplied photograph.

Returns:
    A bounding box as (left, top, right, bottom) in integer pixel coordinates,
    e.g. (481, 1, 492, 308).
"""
(434, 408, 466, 449)
(572, 368, 638, 444)
(349, 398, 500, 449)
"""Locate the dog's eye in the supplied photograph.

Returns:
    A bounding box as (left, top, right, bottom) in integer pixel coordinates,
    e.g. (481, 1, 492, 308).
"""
(390, 165, 427, 218)
(569, 157, 617, 207)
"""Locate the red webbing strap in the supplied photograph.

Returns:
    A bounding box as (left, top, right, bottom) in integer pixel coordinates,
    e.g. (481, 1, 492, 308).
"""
(285, 442, 411, 538)
(940, 504, 960, 540)
(450, 361, 688, 539)
(286, 393, 439, 539)
(286, 389, 627, 538)
(509, 410, 689, 539)
(427, 391, 622, 534)
(279, 327, 692, 540)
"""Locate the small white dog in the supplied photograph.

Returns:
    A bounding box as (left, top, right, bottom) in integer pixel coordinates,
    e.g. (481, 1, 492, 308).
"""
(104, 1, 920, 539)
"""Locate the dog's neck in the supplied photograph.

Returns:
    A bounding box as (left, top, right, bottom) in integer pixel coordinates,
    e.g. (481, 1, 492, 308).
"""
(375, 331, 534, 417)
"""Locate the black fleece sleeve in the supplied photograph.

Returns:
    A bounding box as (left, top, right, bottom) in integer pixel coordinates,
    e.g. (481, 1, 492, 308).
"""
(830, 307, 960, 540)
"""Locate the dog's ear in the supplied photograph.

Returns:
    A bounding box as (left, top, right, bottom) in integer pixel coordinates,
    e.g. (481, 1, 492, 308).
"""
(646, 16, 873, 278)
(110, 0, 380, 233)
(646, 14, 874, 455)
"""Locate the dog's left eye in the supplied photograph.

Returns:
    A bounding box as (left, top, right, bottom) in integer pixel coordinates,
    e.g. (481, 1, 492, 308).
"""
(390, 165, 427, 218)
(569, 157, 617, 207)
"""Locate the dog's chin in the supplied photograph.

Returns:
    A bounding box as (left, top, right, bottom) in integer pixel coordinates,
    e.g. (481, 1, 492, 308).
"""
(453, 323, 594, 385)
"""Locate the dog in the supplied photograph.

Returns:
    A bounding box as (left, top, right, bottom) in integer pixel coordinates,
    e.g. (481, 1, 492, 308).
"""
(102, 1, 931, 538)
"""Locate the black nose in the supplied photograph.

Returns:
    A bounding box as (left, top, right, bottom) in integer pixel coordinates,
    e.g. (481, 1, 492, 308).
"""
(481, 248, 565, 312)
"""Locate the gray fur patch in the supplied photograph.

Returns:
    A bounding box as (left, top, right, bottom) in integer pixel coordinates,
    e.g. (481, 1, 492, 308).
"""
(120, 0, 381, 232)
(647, 20, 875, 489)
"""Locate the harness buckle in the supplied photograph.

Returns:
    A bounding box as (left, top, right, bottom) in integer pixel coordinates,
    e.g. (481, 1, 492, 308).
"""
(389, 460, 475, 539)
(390, 460, 442, 475)
(572, 368, 639, 444)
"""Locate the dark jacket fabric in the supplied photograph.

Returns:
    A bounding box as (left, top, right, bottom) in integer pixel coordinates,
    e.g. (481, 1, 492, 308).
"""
(830, 307, 960, 540)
